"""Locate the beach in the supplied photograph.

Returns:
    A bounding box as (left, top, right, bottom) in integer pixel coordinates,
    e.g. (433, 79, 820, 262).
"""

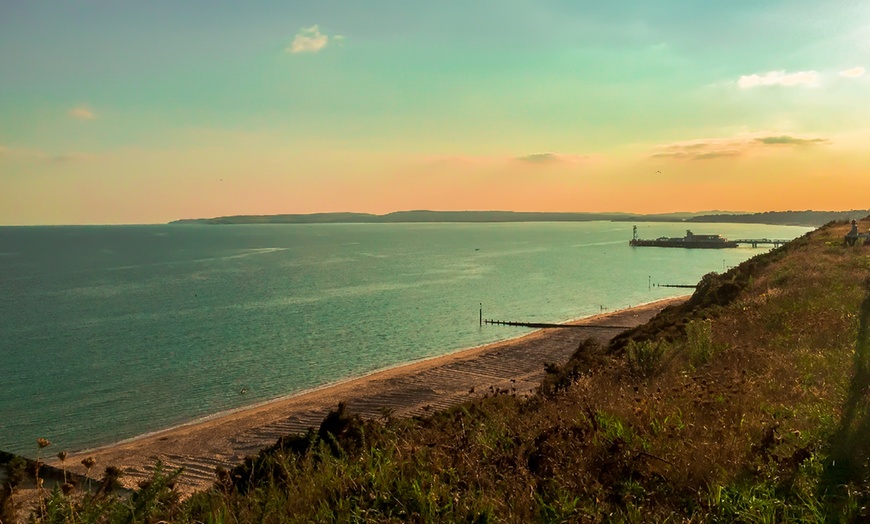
(56, 296, 687, 493)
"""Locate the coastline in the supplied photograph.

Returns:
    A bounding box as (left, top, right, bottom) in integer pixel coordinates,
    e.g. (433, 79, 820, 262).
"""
(56, 295, 688, 492)
(87, 296, 678, 450)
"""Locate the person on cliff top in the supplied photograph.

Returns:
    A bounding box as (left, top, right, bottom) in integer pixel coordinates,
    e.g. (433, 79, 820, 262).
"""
(846, 219, 860, 246)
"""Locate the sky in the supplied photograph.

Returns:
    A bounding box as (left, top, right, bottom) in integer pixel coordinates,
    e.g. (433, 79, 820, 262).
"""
(1, 1, 869, 225)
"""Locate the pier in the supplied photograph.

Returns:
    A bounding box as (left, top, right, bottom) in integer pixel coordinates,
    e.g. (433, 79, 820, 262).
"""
(629, 226, 790, 249)
(733, 238, 789, 248)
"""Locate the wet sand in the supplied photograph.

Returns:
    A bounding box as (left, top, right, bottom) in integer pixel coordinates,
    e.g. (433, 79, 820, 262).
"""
(57, 296, 687, 492)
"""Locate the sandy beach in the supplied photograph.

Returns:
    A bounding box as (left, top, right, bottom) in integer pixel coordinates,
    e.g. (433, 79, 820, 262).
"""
(56, 296, 687, 493)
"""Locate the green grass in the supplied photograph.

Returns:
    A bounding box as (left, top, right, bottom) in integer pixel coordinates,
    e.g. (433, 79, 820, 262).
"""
(10, 218, 870, 522)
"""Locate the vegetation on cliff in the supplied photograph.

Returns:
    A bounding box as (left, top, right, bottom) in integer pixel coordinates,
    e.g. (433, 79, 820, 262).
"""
(6, 219, 870, 523)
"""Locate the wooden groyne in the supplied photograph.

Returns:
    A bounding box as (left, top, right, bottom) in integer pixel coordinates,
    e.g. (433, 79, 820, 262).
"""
(483, 319, 634, 329)
(479, 303, 636, 330)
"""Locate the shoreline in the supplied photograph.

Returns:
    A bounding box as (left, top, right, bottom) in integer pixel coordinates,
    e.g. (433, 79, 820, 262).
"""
(84, 296, 678, 454)
(57, 295, 688, 492)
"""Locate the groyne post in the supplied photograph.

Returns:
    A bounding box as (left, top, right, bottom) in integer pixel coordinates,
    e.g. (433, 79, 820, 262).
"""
(479, 303, 482, 327)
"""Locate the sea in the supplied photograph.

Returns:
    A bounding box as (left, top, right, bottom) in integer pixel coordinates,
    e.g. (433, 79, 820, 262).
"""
(0, 221, 810, 456)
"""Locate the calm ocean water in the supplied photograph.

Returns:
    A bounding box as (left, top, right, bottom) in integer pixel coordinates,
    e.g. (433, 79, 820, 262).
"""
(0, 221, 810, 456)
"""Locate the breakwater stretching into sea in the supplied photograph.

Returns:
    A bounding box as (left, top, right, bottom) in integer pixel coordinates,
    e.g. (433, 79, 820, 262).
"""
(0, 222, 810, 456)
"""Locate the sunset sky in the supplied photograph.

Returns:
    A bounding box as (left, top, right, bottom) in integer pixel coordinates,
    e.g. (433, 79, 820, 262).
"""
(1, 1, 869, 225)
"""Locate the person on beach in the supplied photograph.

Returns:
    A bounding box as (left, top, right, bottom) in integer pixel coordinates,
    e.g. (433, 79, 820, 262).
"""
(845, 219, 860, 246)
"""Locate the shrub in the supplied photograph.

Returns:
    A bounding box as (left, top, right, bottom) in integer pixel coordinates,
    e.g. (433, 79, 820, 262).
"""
(4, 456, 28, 488)
(686, 318, 720, 367)
(626, 339, 667, 378)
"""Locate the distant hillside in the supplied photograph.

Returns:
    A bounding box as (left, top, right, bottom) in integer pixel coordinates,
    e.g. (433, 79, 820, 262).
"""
(171, 209, 870, 226)
(170, 212, 381, 224)
(686, 210, 870, 227)
(171, 211, 631, 224)
(170, 210, 697, 225)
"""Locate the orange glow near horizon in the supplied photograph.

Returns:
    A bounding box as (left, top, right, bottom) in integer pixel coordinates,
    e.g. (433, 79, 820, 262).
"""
(4, 138, 870, 225)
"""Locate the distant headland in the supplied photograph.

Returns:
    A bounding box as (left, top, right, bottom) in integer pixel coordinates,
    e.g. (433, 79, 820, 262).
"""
(170, 209, 870, 227)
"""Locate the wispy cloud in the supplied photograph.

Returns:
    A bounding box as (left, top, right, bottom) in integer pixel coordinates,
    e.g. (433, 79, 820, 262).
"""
(652, 137, 747, 161)
(840, 66, 865, 78)
(68, 106, 96, 120)
(754, 135, 829, 146)
(652, 149, 742, 161)
(738, 70, 819, 88)
(287, 25, 331, 54)
(693, 150, 743, 160)
(652, 133, 829, 160)
(515, 152, 589, 164)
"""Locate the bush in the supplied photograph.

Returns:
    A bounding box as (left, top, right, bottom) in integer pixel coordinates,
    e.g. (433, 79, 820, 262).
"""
(4, 456, 28, 488)
(686, 319, 720, 367)
(626, 339, 667, 378)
